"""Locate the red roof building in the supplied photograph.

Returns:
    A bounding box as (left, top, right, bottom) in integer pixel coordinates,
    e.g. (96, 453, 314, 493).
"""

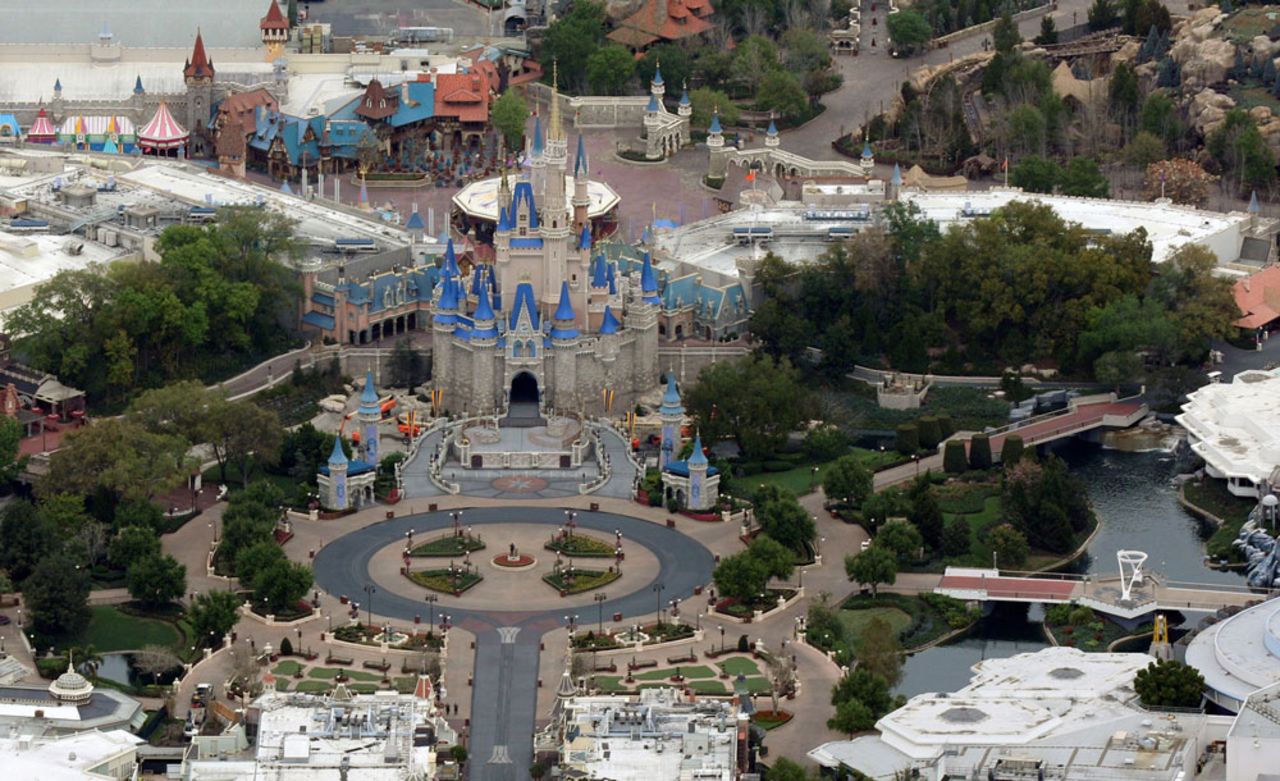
(433, 73, 490, 124)
(355, 79, 399, 121)
(260, 0, 289, 33)
(1233, 265, 1280, 331)
(184, 30, 215, 81)
(608, 0, 714, 51)
(216, 88, 279, 134)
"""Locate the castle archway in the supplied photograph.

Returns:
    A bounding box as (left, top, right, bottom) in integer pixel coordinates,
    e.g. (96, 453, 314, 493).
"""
(510, 371, 539, 405)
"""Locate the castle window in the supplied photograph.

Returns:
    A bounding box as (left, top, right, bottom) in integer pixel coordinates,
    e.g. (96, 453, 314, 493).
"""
(514, 342, 523, 358)
(528, 342, 537, 358)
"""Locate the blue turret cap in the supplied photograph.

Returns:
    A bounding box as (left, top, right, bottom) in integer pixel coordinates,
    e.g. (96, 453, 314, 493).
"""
(891, 162, 902, 187)
(688, 432, 708, 466)
(133, 75, 144, 94)
(435, 275, 459, 321)
(575, 134, 588, 177)
(591, 254, 609, 288)
(1250, 190, 1260, 213)
(652, 64, 663, 86)
(405, 209, 425, 231)
(328, 436, 348, 465)
(473, 283, 495, 322)
(708, 110, 722, 135)
(607, 262, 617, 295)
(359, 370, 379, 408)
(532, 114, 544, 156)
(862, 139, 873, 158)
(767, 118, 777, 137)
(497, 205, 512, 232)
(281, 180, 293, 194)
(647, 93, 660, 113)
(579, 224, 592, 251)
(679, 88, 690, 106)
(471, 264, 484, 297)
(641, 252, 660, 304)
(660, 373, 683, 414)
(54, 77, 62, 92)
(443, 238, 460, 278)
(599, 305, 621, 335)
(554, 280, 576, 321)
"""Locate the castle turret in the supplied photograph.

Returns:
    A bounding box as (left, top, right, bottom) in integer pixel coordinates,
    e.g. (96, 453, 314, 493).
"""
(888, 162, 902, 202)
(707, 107, 723, 148)
(687, 432, 711, 510)
(261, 0, 290, 62)
(550, 280, 580, 343)
(529, 113, 545, 197)
(650, 62, 665, 100)
(572, 134, 590, 229)
(860, 134, 874, 176)
(184, 30, 215, 157)
(640, 252, 661, 306)
(765, 114, 779, 148)
(658, 373, 684, 470)
(678, 83, 691, 118)
(325, 436, 349, 509)
(405, 204, 425, 244)
(541, 64, 573, 315)
(358, 370, 381, 465)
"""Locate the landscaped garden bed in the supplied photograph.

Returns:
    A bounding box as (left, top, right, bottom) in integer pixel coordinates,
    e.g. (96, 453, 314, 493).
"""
(818, 593, 979, 655)
(1044, 604, 1145, 652)
(752, 709, 794, 730)
(410, 534, 486, 557)
(407, 568, 483, 595)
(332, 623, 444, 651)
(715, 588, 796, 619)
(592, 657, 771, 696)
(543, 567, 619, 595)
(545, 533, 616, 557)
(492, 553, 535, 568)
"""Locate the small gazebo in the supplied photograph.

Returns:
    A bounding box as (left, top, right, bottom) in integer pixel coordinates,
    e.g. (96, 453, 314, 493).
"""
(26, 106, 56, 144)
(137, 101, 188, 157)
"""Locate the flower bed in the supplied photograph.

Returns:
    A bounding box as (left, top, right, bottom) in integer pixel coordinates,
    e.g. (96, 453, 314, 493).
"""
(410, 534, 486, 557)
(680, 510, 722, 522)
(542, 568, 620, 595)
(715, 589, 796, 619)
(572, 631, 624, 651)
(545, 533, 616, 557)
(333, 624, 443, 650)
(407, 568, 483, 595)
(492, 553, 536, 568)
(752, 709, 794, 730)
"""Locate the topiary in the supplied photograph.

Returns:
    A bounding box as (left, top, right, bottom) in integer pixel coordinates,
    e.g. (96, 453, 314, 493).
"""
(895, 423, 919, 455)
(936, 414, 956, 439)
(737, 634, 750, 652)
(1000, 435, 1024, 465)
(917, 416, 942, 450)
(968, 434, 992, 470)
(280, 637, 294, 656)
(943, 440, 967, 474)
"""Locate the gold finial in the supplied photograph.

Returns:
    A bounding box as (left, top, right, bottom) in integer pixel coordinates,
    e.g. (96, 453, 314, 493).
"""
(549, 61, 563, 142)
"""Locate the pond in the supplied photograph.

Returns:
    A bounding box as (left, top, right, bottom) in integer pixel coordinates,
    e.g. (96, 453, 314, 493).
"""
(93, 652, 183, 689)
(895, 444, 1242, 696)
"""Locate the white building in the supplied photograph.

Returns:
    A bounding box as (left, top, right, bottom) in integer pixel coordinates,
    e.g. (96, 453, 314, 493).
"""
(1176, 369, 1280, 498)
(0, 728, 143, 780)
(180, 680, 456, 780)
(1226, 681, 1280, 781)
(809, 647, 1229, 781)
(547, 687, 746, 781)
(1184, 598, 1280, 713)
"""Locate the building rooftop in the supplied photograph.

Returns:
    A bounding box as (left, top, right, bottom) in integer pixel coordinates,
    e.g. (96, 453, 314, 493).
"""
(0, 48, 272, 103)
(1176, 369, 1280, 486)
(0, 228, 128, 323)
(1185, 598, 1280, 709)
(453, 174, 619, 224)
(0, 729, 142, 781)
(0, 0, 270, 47)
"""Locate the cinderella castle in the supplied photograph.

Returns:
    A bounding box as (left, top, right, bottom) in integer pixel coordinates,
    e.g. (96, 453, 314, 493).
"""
(431, 89, 660, 418)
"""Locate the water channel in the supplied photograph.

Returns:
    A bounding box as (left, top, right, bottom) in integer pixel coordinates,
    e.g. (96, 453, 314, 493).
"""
(894, 441, 1242, 697)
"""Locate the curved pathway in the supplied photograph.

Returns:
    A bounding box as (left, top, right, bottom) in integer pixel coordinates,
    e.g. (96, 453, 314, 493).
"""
(313, 506, 716, 781)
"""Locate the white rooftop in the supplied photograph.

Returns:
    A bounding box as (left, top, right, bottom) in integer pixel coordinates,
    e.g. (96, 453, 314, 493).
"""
(1176, 369, 1280, 485)
(0, 54, 273, 103)
(0, 0, 270, 47)
(0, 729, 142, 781)
(453, 175, 620, 223)
(0, 229, 127, 321)
(1185, 598, 1280, 708)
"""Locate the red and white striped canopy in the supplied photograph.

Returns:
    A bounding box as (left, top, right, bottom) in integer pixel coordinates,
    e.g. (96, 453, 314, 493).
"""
(27, 107, 56, 140)
(138, 101, 188, 149)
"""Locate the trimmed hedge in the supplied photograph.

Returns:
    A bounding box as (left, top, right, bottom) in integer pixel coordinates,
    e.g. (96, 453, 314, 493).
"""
(969, 434, 993, 470)
(943, 440, 968, 474)
(1000, 435, 1024, 465)
(936, 414, 956, 439)
(918, 416, 942, 450)
(895, 423, 919, 455)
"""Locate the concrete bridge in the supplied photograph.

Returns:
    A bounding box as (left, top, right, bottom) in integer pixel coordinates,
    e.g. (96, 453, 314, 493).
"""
(935, 558, 1278, 620)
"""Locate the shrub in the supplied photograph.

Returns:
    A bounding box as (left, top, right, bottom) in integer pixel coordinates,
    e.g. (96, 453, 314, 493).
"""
(737, 634, 750, 652)
(943, 441, 968, 474)
(1000, 435, 1025, 465)
(968, 434, 993, 470)
(280, 637, 294, 656)
(936, 414, 956, 439)
(763, 460, 794, 472)
(895, 423, 919, 455)
(917, 416, 942, 449)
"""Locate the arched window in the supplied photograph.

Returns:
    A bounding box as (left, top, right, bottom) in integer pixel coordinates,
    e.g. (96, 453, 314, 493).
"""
(514, 342, 524, 358)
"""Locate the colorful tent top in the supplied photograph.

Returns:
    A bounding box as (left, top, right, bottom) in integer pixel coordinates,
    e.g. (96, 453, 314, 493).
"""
(0, 114, 20, 141)
(138, 102, 188, 150)
(27, 107, 56, 142)
(56, 115, 137, 153)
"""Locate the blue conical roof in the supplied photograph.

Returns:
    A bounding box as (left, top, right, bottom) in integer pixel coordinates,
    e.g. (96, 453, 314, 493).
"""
(405, 209, 425, 231)
(660, 373, 683, 414)
(328, 436, 348, 465)
(554, 280, 576, 321)
(652, 64, 663, 85)
(473, 283, 495, 322)
(591, 254, 609, 288)
(281, 180, 293, 194)
(133, 75, 144, 94)
(891, 162, 903, 186)
(688, 433, 708, 466)
(579, 224, 592, 250)
(359, 370, 379, 412)
(472, 286, 498, 339)
(434, 276, 459, 323)
(607, 262, 617, 295)
(497, 205, 512, 232)
(599, 305, 621, 335)
(54, 77, 62, 92)
(443, 238, 460, 278)
(575, 134, 588, 176)
(509, 281, 539, 331)
(708, 111, 721, 134)
(471, 264, 484, 296)
(862, 140, 873, 158)
(679, 88, 690, 106)
(647, 93, 660, 113)
(1250, 190, 1260, 213)
(532, 114, 544, 156)
(767, 118, 777, 136)
(641, 252, 660, 304)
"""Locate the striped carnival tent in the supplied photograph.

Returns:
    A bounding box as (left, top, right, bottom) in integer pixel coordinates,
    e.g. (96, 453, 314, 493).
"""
(26, 106, 56, 143)
(56, 115, 137, 152)
(138, 101, 188, 156)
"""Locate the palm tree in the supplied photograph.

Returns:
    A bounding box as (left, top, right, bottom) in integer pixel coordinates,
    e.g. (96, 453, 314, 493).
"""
(72, 644, 103, 678)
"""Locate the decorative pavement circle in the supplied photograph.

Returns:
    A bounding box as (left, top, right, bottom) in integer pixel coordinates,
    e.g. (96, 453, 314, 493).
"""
(490, 475, 549, 493)
(490, 553, 537, 569)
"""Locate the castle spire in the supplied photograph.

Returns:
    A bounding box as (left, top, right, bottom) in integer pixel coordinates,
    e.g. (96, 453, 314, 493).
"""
(549, 61, 563, 142)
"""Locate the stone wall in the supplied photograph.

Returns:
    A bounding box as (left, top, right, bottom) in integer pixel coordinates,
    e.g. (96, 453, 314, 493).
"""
(657, 344, 749, 385)
(526, 83, 651, 129)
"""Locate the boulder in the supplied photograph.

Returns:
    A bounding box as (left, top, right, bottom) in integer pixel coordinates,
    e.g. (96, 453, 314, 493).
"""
(1250, 35, 1280, 62)
(1172, 36, 1238, 86)
(1250, 105, 1274, 124)
(1188, 88, 1236, 135)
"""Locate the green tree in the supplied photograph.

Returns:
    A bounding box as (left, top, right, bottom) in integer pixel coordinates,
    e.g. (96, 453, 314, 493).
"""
(917, 416, 943, 450)
(876, 519, 923, 564)
(822, 455, 873, 507)
(803, 424, 848, 461)
(756, 70, 809, 120)
(748, 535, 796, 581)
(855, 615, 904, 686)
(1140, 92, 1181, 147)
(827, 697, 875, 736)
(993, 12, 1022, 53)
(205, 400, 283, 486)
(126, 553, 187, 608)
(943, 440, 968, 473)
(895, 423, 919, 455)
(713, 550, 770, 601)
(908, 481, 945, 551)
(685, 354, 811, 460)
(845, 546, 898, 596)
(24, 552, 92, 639)
(0, 501, 58, 583)
(1134, 659, 1205, 708)
(1034, 15, 1059, 45)
(1150, 244, 1238, 359)
(108, 526, 161, 569)
(1088, 0, 1119, 30)
(1000, 435, 1025, 465)
(1124, 130, 1167, 168)
(968, 434, 993, 470)
(586, 45, 635, 95)
(0, 416, 25, 484)
(860, 489, 908, 534)
(689, 87, 740, 130)
(188, 590, 243, 647)
(767, 757, 813, 781)
(831, 667, 901, 719)
(1011, 155, 1061, 193)
(538, 0, 607, 93)
(252, 559, 313, 615)
(757, 495, 817, 555)
(1109, 62, 1141, 137)
(490, 90, 530, 150)
(388, 338, 426, 389)
(732, 35, 780, 98)
(234, 540, 288, 582)
(37, 493, 92, 539)
(42, 419, 191, 502)
(941, 519, 971, 557)
(1059, 157, 1111, 197)
(987, 523, 1029, 567)
(887, 10, 932, 52)
(782, 28, 831, 77)
(1208, 109, 1277, 196)
(638, 45, 692, 95)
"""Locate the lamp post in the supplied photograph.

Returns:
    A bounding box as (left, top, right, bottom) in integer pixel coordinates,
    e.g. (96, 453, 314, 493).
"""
(564, 510, 577, 538)
(450, 510, 463, 538)
(652, 583, 665, 626)
(425, 594, 438, 633)
(363, 584, 376, 628)
(719, 625, 725, 653)
(565, 614, 578, 638)
(913, 454, 920, 477)
(594, 592, 608, 633)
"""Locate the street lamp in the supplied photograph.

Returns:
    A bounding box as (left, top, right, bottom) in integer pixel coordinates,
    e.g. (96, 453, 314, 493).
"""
(565, 614, 578, 636)
(719, 625, 725, 653)
(363, 584, 376, 628)
(425, 594, 439, 633)
(594, 592, 608, 633)
(913, 454, 920, 477)
(652, 583, 665, 626)
(450, 510, 463, 538)
(564, 510, 578, 537)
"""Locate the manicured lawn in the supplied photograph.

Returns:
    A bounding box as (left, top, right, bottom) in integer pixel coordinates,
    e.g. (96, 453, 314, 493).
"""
(546, 533, 616, 557)
(750, 448, 900, 497)
(272, 660, 303, 676)
(632, 665, 716, 681)
(836, 606, 912, 644)
(716, 657, 762, 677)
(408, 568, 483, 595)
(738, 677, 772, 694)
(543, 568, 620, 594)
(687, 679, 727, 694)
(594, 676, 629, 693)
(83, 606, 181, 653)
(306, 667, 383, 682)
(410, 534, 486, 557)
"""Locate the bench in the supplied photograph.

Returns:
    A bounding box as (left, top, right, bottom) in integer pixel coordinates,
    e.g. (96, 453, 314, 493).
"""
(667, 653, 697, 665)
(325, 655, 354, 667)
(627, 659, 658, 671)
(362, 660, 391, 672)
(593, 662, 618, 673)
